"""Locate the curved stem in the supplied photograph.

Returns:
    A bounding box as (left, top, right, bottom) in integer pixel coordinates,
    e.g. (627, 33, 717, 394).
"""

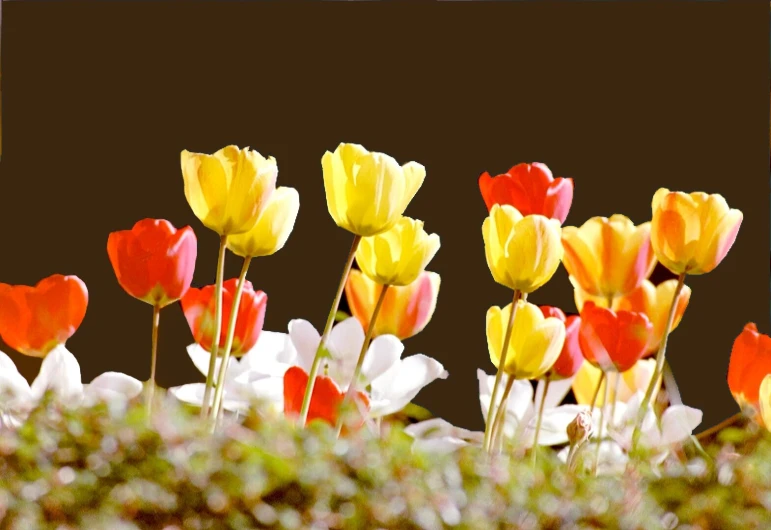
(593, 370, 610, 475)
(482, 290, 522, 453)
(490, 375, 515, 454)
(695, 411, 743, 441)
(608, 372, 621, 432)
(147, 304, 161, 417)
(531, 378, 551, 466)
(589, 371, 606, 415)
(201, 235, 228, 419)
(210, 256, 252, 428)
(632, 272, 686, 451)
(336, 284, 390, 437)
(298, 235, 361, 426)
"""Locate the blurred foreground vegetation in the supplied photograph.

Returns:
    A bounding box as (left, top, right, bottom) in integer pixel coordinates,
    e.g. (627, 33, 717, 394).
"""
(0, 395, 769, 530)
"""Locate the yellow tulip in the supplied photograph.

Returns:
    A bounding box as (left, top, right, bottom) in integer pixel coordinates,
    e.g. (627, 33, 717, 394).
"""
(226, 187, 300, 258)
(650, 188, 743, 275)
(759, 374, 771, 431)
(572, 277, 692, 355)
(486, 300, 565, 380)
(345, 269, 440, 340)
(355, 217, 440, 287)
(482, 204, 563, 294)
(561, 215, 656, 300)
(321, 143, 425, 237)
(181, 146, 277, 236)
(572, 359, 660, 407)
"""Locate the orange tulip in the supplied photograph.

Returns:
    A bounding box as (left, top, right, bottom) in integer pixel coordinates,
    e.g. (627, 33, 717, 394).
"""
(107, 219, 197, 308)
(345, 269, 440, 340)
(578, 301, 653, 373)
(283, 366, 369, 430)
(573, 278, 691, 355)
(539, 306, 583, 379)
(727, 323, 771, 417)
(650, 188, 742, 276)
(0, 275, 88, 358)
(561, 215, 656, 300)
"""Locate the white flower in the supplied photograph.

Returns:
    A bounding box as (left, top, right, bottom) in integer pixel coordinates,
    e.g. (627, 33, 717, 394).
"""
(169, 331, 292, 414)
(478, 369, 592, 449)
(0, 345, 143, 428)
(404, 418, 483, 455)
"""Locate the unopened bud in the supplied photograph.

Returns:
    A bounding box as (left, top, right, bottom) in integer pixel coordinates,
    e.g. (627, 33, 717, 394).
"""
(567, 411, 593, 446)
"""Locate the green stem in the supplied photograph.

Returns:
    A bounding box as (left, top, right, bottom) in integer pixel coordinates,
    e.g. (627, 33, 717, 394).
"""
(490, 376, 515, 454)
(298, 235, 361, 426)
(589, 371, 606, 415)
(147, 303, 161, 418)
(608, 372, 621, 432)
(531, 378, 550, 466)
(201, 235, 228, 419)
(695, 411, 743, 441)
(210, 256, 252, 429)
(482, 290, 522, 453)
(335, 284, 390, 437)
(632, 272, 686, 451)
(593, 370, 610, 475)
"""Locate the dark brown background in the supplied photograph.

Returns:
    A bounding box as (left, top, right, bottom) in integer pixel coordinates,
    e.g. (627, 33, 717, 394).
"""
(0, 1, 768, 433)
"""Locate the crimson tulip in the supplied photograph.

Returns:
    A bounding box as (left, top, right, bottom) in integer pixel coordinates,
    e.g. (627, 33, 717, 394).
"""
(0, 274, 88, 358)
(181, 278, 267, 357)
(478, 162, 574, 224)
(539, 306, 583, 379)
(578, 301, 652, 373)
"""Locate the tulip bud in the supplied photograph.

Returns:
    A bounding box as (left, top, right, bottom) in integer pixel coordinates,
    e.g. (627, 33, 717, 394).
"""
(567, 410, 593, 447)
(226, 187, 300, 258)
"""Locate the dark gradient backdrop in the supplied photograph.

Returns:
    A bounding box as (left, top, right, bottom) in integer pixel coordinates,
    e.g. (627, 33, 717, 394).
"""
(0, 2, 768, 433)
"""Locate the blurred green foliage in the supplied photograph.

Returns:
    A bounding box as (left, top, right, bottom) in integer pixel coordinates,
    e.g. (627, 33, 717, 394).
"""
(0, 394, 769, 529)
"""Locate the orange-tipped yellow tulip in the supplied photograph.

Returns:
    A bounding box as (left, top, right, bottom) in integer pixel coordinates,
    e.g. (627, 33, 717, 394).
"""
(355, 217, 440, 287)
(561, 215, 656, 300)
(759, 375, 771, 430)
(573, 277, 692, 355)
(181, 146, 277, 236)
(482, 204, 563, 294)
(322, 143, 425, 237)
(572, 359, 660, 407)
(650, 188, 743, 276)
(226, 187, 300, 258)
(486, 299, 565, 380)
(345, 269, 440, 340)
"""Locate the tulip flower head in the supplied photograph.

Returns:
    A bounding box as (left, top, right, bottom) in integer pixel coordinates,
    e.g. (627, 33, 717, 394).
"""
(578, 301, 653, 373)
(486, 300, 566, 380)
(181, 279, 267, 357)
(572, 359, 660, 407)
(538, 306, 583, 379)
(226, 186, 300, 258)
(561, 215, 656, 300)
(573, 278, 692, 356)
(650, 188, 742, 276)
(322, 143, 425, 237)
(0, 275, 88, 358)
(181, 145, 278, 236)
(355, 217, 440, 287)
(759, 375, 771, 430)
(345, 269, 440, 340)
(727, 323, 771, 418)
(478, 162, 574, 225)
(107, 219, 197, 308)
(482, 204, 563, 294)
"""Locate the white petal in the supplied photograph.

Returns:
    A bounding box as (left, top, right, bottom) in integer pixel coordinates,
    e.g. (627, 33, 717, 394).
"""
(241, 331, 296, 373)
(169, 384, 207, 408)
(404, 418, 482, 443)
(83, 372, 143, 404)
(0, 349, 20, 373)
(187, 343, 235, 380)
(360, 334, 403, 385)
(521, 404, 589, 447)
(369, 355, 447, 417)
(30, 346, 83, 404)
(288, 319, 321, 371)
(659, 405, 703, 447)
(411, 437, 470, 455)
(534, 376, 574, 411)
(326, 317, 365, 386)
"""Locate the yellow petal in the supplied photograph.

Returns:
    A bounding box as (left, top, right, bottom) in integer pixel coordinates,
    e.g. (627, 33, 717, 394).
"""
(226, 187, 300, 258)
(759, 374, 771, 431)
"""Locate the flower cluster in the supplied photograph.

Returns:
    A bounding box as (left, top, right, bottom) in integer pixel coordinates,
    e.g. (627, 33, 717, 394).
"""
(0, 143, 763, 482)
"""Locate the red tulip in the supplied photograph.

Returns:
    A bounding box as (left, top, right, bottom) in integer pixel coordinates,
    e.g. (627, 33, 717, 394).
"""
(107, 219, 197, 308)
(727, 323, 771, 417)
(283, 366, 369, 430)
(539, 306, 584, 379)
(478, 162, 574, 224)
(0, 274, 88, 358)
(578, 301, 652, 373)
(181, 278, 267, 357)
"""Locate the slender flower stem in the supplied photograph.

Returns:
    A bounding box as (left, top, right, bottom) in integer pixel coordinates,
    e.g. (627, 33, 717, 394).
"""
(632, 272, 686, 451)
(490, 376, 515, 454)
(201, 235, 228, 419)
(589, 371, 606, 415)
(298, 235, 362, 427)
(210, 256, 252, 428)
(608, 372, 621, 432)
(531, 378, 551, 466)
(336, 284, 390, 437)
(695, 411, 744, 441)
(147, 303, 161, 417)
(593, 370, 610, 475)
(483, 290, 522, 453)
